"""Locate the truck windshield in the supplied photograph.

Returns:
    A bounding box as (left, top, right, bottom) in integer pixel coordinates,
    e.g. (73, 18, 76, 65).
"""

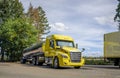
(56, 40, 74, 47)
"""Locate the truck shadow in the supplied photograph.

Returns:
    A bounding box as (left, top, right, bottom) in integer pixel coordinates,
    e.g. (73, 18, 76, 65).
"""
(20, 63, 92, 70)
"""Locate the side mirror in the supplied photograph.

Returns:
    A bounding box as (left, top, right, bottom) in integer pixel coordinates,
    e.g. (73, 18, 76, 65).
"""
(81, 48, 85, 52)
(76, 43, 78, 49)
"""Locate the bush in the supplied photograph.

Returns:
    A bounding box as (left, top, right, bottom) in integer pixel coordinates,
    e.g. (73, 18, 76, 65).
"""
(84, 58, 111, 65)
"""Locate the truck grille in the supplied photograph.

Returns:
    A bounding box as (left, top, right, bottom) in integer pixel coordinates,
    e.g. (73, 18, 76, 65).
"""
(70, 52, 81, 62)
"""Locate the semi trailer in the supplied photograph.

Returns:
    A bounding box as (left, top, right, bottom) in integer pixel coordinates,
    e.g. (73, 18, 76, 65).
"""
(104, 32, 120, 68)
(21, 34, 85, 69)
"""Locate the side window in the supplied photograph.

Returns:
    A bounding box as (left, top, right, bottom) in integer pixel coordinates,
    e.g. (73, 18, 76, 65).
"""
(50, 40, 54, 48)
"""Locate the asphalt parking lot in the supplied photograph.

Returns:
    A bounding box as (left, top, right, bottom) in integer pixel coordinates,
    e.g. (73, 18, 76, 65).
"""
(0, 62, 120, 78)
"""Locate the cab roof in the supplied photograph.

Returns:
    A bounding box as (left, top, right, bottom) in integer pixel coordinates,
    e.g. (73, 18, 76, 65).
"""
(47, 34, 74, 41)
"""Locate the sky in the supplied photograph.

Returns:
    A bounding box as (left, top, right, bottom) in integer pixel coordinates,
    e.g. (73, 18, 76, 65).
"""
(20, 0, 118, 57)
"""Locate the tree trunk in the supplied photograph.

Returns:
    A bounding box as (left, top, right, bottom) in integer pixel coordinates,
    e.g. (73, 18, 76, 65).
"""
(1, 47, 4, 62)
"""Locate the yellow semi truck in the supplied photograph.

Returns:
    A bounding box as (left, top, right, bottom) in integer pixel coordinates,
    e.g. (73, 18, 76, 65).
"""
(21, 34, 85, 69)
(104, 32, 120, 68)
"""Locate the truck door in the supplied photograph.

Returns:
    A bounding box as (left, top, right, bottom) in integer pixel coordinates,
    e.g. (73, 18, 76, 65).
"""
(49, 40, 55, 57)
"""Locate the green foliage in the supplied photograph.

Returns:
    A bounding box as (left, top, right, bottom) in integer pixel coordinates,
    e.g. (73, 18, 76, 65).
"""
(0, 0, 24, 24)
(114, 0, 120, 22)
(84, 57, 111, 65)
(0, 1, 50, 61)
(27, 3, 50, 41)
(85, 59, 108, 65)
(0, 0, 24, 61)
(0, 18, 38, 61)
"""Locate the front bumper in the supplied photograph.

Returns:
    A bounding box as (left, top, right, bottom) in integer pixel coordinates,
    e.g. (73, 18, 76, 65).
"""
(59, 58, 85, 67)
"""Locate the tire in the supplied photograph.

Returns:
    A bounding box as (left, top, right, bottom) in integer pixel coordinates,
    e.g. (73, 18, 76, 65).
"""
(53, 57, 59, 69)
(74, 66, 80, 69)
(32, 57, 36, 65)
(21, 59, 26, 64)
(29, 61, 32, 64)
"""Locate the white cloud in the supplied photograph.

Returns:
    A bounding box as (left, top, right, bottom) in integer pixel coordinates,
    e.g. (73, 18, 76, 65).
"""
(94, 16, 117, 27)
(50, 23, 69, 32)
(77, 40, 103, 49)
(68, 23, 107, 38)
(94, 17, 108, 25)
(74, 0, 117, 17)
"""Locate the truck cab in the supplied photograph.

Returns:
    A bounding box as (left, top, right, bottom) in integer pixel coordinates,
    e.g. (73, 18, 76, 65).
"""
(44, 34, 85, 68)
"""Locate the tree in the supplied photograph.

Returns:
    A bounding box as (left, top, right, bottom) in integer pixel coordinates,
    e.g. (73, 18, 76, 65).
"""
(0, 0, 24, 24)
(0, 1, 50, 61)
(0, 0, 24, 61)
(114, 0, 120, 31)
(0, 0, 24, 22)
(0, 18, 38, 61)
(27, 4, 50, 41)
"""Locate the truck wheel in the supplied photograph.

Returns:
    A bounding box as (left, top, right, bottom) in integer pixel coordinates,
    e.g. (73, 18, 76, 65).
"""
(74, 66, 80, 69)
(29, 61, 32, 64)
(53, 57, 59, 69)
(21, 59, 26, 64)
(32, 58, 36, 65)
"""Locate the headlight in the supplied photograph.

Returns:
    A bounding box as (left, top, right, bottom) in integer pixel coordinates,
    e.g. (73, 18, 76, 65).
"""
(61, 54, 68, 58)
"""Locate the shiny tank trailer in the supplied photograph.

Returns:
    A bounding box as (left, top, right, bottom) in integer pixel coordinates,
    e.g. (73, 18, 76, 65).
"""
(21, 34, 85, 69)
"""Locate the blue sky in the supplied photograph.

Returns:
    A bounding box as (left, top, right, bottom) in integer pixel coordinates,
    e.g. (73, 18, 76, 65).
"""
(20, 0, 118, 57)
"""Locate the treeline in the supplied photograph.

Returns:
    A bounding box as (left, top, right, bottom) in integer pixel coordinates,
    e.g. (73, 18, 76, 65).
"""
(84, 57, 112, 65)
(0, 0, 50, 62)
